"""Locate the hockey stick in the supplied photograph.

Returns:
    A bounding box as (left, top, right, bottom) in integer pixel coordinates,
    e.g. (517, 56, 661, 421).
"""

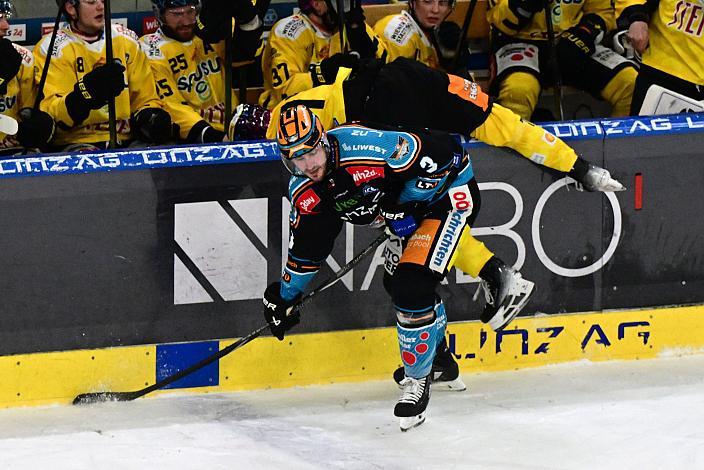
(72, 231, 389, 405)
(103, 0, 118, 148)
(224, 31, 233, 135)
(543, 0, 564, 121)
(450, 0, 478, 74)
(0, 114, 18, 135)
(336, 0, 347, 52)
(33, 0, 65, 111)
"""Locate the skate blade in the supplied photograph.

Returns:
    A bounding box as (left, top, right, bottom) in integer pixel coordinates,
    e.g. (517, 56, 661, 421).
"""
(489, 279, 535, 331)
(399, 412, 426, 432)
(432, 376, 467, 392)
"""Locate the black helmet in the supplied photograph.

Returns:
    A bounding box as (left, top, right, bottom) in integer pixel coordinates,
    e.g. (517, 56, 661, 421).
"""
(0, 0, 16, 19)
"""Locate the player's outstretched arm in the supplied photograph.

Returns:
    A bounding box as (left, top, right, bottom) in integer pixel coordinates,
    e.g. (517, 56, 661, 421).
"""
(472, 103, 625, 192)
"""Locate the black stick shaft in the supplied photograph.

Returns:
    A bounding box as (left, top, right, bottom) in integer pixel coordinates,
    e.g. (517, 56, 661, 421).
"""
(336, 0, 347, 52)
(224, 31, 233, 135)
(543, 0, 564, 121)
(73, 232, 388, 405)
(450, 0, 478, 74)
(33, 0, 65, 111)
(103, 0, 118, 148)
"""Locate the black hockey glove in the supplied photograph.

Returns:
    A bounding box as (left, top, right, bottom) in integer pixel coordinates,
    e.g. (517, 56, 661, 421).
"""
(262, 282, 301, 341)
(345, 5, 377, 59)
(187, 120, 226, 143)
(310, 53, 360, 87)
(0, 38, 22, 95)
(132, 107, 173, 144)
(436, 21, 471, 72)
(233, 19, 263, 63)
(379, 200, 422, 238)
(65, 61, 125, 124)
(228, 103, 271, 141)
(75, 61, 126, 106)
(16, 108, 55, 149)
(557, 14, 606, 58)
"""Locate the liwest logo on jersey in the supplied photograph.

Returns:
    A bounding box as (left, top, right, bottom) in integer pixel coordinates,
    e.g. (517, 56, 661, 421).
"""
(0, 142, 280, 179)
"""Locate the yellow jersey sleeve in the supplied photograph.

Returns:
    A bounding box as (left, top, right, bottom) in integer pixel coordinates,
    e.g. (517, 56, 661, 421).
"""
(471, 103, 577, 172)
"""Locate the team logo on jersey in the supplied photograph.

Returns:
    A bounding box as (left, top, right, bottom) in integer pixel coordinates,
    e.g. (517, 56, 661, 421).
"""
(142, 34, 164, 58)
(390, 136, 410, 160)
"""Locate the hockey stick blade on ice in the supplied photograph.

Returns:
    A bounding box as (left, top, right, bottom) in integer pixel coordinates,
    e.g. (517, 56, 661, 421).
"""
(73, 232, 389, 405)
(0, 114, 18, 135)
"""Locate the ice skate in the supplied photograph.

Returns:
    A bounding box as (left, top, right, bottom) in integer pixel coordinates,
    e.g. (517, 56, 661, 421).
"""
(394, 374, 431, 432)
(476, 259, 534, 331)
(393, 338, 466, 391)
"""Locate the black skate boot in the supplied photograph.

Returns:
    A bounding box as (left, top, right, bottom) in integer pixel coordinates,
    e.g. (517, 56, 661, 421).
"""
(475, 257, 535, 331)
(393, 338, 466, 391)
(394, 373, 431, 432)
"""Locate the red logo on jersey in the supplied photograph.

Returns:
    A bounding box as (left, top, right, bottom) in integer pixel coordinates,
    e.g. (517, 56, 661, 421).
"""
(346, 166, 384, 185)
(296, 188, 321, 214)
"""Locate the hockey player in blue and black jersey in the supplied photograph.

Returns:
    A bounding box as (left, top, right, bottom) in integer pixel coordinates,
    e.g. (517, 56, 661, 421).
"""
(261, 104, 549, 431)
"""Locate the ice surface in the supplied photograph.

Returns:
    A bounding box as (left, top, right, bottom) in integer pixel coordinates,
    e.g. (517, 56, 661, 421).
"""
(1, 354, 703, 470)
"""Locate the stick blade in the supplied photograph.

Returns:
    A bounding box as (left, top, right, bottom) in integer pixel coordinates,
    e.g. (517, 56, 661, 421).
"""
(72, 391, 139, 405)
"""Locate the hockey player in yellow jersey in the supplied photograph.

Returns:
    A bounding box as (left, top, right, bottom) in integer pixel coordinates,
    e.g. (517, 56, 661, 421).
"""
(374, 0, 453, 69)
(0, 0, 55, 151)
(615, 0, 704, 114)
(258, 0, 387, 110)
(140, 0, 235, 143)
(487, 0, 638, 120)
(34, 0, 173, 149)
(373, 0, 468, 73)
(231, 57, 625, 388)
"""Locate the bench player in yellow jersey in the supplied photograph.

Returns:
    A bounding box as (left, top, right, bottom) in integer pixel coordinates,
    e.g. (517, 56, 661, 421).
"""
(34, 0, 173, 150)
(140, 0, 237, 143)
(258, 0, 387, 110)
(487, 0, 638, 120)
(374, 0, 468, 73)
(0, 0, 54, 152)
(615, 0, 704, 114)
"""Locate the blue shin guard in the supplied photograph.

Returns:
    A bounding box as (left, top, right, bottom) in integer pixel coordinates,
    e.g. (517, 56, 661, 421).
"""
(396, 299, 447, 379)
